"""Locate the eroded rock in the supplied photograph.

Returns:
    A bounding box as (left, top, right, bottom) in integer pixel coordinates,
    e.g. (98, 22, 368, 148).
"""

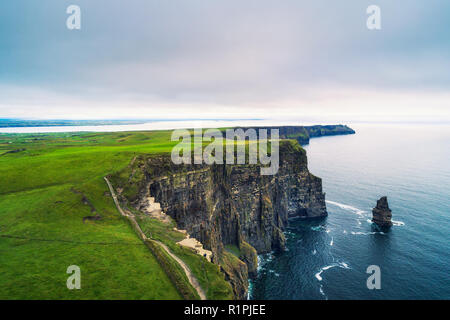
(113, 141, 328, 298)
(372, 196, 393, 228)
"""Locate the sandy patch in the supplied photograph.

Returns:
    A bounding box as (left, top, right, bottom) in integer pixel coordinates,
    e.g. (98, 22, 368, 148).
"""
(177, 235, 212, 262)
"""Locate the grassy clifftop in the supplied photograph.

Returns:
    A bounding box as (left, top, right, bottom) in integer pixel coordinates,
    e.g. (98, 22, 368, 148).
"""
(0, 130, 234, 299)
(0, 131, 182, 299)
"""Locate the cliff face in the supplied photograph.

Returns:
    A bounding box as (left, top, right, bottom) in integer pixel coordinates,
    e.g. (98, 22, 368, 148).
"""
(115, 141, 327, 299)
(372, 196, 393, 228)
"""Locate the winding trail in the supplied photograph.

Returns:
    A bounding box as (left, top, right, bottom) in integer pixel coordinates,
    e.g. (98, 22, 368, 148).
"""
(155, 240, 206, 300)
(104, 177, 206, 300)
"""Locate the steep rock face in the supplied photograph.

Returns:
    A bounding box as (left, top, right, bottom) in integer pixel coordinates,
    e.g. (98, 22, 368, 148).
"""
(120, 141, 327, 299)
(219, 252, 249, 300)
(238, 241, 259, 278)
(372, 196, 393, 228)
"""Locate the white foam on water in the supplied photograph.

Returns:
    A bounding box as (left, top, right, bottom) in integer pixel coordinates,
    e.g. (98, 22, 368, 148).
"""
(326, 200, 366, 216)
(392, 220, 405, 226)
(247, 281, 254, 300)
(319, 284, 327, 299)
(256, 255, 267, 272)
(319, 285, 324, 295)
(351, 231, 386, 236)
(314, 262, 350, 281)
(328, 201, 405, 228)
(314, 269, 325, 281)
(312, 249, 317, 255)
(330, 237, 334, 246)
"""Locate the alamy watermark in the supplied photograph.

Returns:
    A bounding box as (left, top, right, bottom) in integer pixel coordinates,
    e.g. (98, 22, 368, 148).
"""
(65, 5, 381, 31)
(66, 5, 81, 30)
(367, 5, 381, 30)
(66, 265, 81, 289)
(171, 128, 279, 175)
(366, 265, 381, 289)
(64, 4, 381, 32)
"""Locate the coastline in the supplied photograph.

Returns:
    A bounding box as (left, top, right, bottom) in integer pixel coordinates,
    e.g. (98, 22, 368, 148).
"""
(0, 119, 348, 134)
(249, 124, 450, 300)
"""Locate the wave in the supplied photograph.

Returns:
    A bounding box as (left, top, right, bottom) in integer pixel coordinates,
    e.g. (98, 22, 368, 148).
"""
(314, 262, 350, 281)
(319, 284, 327, 300)
(330, 237, 334, 246)
(328, 201, 405, 227)
(351, 231, 386, 236)
(256, 253, 274, 272)
(319, 285, 325, 296)
(392, 220, 405, 226)
(326, 200, 366, 216)
(367, 218, 404, 227)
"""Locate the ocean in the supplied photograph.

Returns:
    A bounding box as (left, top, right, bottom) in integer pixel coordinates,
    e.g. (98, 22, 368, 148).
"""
(250, 123, 450, 300)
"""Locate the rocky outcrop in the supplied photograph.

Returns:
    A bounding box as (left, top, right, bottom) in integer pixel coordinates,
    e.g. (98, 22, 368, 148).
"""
(112, 140, 327, 299)
(372, 196, 393, 228)
(219, 252, 249, 300)
(238, 241, 259, 278)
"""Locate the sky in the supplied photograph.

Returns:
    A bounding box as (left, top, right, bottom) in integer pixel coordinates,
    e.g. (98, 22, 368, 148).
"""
(0, 0, 449, 122)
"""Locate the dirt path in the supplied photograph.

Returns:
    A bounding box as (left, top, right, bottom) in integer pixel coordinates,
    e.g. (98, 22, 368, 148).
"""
(155, 240, 206, 300)
(104, 177, 207, 300)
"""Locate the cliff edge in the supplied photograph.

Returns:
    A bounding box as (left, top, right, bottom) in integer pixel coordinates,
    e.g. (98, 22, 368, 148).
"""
(110, 139, 327, 299)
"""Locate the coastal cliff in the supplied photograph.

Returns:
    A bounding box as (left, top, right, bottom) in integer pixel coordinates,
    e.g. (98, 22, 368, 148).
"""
(110, 139, 327, 299)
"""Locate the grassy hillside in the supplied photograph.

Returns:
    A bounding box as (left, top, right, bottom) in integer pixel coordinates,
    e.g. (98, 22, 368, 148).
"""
(136, 215, 234, 300)
(0, 129, 298, 299)
(0, 131, 191, 299)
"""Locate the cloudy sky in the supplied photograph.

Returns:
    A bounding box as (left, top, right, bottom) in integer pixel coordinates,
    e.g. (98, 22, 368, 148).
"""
(1, 0, 449, 122)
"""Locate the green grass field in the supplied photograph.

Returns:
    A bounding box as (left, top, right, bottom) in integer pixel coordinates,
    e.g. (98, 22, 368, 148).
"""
(0, 129, 286, 299)
(0, 131, 197, 299)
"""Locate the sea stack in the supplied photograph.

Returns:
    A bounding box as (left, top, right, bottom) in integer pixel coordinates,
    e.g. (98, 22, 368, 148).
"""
(372, 196, 393, 228)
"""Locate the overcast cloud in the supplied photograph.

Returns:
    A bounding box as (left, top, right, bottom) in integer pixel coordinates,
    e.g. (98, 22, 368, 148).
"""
(0, 0, 449, 121)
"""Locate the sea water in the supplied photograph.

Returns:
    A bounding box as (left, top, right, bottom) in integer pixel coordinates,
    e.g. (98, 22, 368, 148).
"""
(250, 123, 450, 300)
